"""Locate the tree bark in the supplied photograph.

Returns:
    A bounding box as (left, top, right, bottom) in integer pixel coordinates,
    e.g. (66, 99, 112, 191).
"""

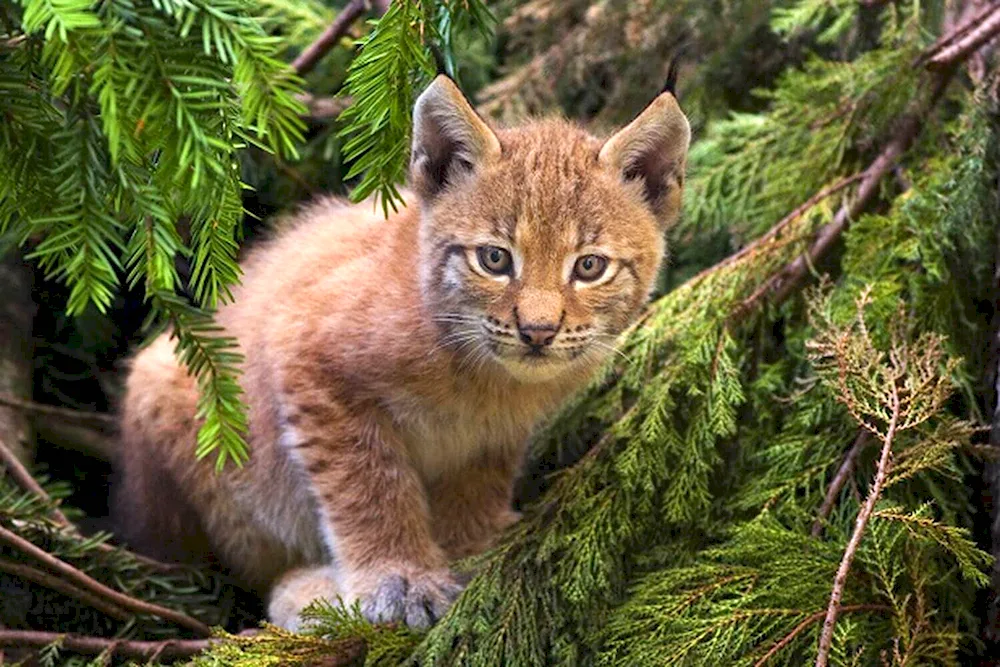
(0, 249, 35, 464)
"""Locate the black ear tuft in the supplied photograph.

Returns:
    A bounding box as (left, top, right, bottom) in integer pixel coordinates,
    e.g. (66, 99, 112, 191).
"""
(662, 49, 686, 97)
(429, 43, 450, 78)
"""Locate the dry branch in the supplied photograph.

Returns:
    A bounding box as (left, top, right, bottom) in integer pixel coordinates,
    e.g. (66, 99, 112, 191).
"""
(920, 1, 1000, 65)
(692, 172, 865, 288)
(0, 525, 212, 637)
(0, 559, 130, 621)
(735, 2, 1000, 318)
(0, 630, 219, 661)
(929, 4, 1000, 69)
(0, 629, 367, 664)
(297, 93, 353, 120)
(814, 388, 900, 667)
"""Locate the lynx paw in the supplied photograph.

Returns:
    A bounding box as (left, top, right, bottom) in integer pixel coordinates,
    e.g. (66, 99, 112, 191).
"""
(267, 565, 341, 632)
(359, 569, 463, 629)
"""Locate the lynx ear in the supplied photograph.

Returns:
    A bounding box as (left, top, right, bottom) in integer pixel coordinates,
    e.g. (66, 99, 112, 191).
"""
(599, 91, 691, 229)
(411, 75, 501, 200)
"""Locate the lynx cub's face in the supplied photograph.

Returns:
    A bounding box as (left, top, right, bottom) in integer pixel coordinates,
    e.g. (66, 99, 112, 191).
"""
(410, 76, 691, 382)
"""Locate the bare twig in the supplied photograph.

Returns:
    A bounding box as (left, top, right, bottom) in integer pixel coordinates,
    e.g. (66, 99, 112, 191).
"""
(928, 4, 1000, 69)
(814, 387, 900, 667)
(0, 436, 72, 528)
(0, 630, 217, 661)
(0, 525, 212, 637)
(811, 431, 873, 537)
(0, 559, 130, 621)
(0, 393, 114, 427)
(0, 393, 116, 461)
(754, 604, 889, 666)
(292, 0, 376, 76)
(918, 1, 1000, 65)
(0, 629, 366, 663)
(4, 426, 189, 572)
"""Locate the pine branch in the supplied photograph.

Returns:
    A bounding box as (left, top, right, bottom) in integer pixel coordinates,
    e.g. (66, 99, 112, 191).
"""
(0, 525, 212, 637)
(736, 74, 953, 317)
(292, 0, 383, 76)
(733, 7, 1000, 319)
(811, 431, 872, 537)
(0, 630, 220, 661)
(692, 172, 866, 287)
(814, 384, 900, 667)
(0, 435, 72, 528)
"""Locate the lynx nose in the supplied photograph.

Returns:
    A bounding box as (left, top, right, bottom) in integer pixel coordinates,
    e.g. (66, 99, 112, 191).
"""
(517, 324, 558, 349)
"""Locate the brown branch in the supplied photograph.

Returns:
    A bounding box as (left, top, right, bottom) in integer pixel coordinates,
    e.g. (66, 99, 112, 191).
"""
(811, 431, 873, 537)
(0, 436, 72, 528)
(0, 525, 212, 637)
(292, 0, 372, 76)
(0, 34, 26, 48)
(814, 387, 900, 667)
(0, 394, 117, 461)
(730, 5, 1000, 321)
(0, 630, 218, 661)
(735, 72, 954, 320)
(0, 393, 115, 427)
(928, 4, 1000, 69)
(689, 172, 866, 287)
(0, 559, 130, 621)
(753, 604, 888, 666)
(918, 1, 1000, 65)
(0, 629, 366, 664)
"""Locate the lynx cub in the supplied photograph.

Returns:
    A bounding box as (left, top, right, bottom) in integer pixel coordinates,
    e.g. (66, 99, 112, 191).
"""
(116, 75, 690, 630)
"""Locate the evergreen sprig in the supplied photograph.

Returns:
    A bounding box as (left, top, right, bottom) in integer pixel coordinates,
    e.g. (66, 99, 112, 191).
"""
(337, 0, 492, 215)
(1, 0, 306, 466)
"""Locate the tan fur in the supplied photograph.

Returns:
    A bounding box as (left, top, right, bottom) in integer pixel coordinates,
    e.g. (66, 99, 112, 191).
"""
(115, 76, 690, 629)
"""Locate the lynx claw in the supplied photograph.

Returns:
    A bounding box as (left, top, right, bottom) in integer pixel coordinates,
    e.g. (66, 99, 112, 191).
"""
(361, 571, 463, 629)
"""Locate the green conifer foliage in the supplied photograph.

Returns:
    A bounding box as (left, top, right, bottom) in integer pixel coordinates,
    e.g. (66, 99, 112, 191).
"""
(273, 2, 998, 665)
(2, 0, 999, 665)
(1, 0, 309, 468)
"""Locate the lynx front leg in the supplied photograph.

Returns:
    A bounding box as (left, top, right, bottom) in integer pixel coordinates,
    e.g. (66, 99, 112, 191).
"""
(278, 402, 461, 629)
(427, 449, 523, 560)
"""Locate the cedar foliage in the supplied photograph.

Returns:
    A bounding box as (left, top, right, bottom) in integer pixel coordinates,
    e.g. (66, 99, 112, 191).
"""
(1, 0, 1000, 665)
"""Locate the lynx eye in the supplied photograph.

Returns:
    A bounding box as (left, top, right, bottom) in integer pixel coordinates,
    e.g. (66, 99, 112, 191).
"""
(573, 254, 609, 282)
(476, 246, 513, 276)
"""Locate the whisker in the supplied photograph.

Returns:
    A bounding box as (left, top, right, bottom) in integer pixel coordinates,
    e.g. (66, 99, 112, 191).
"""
(587, 338, 632, 362)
